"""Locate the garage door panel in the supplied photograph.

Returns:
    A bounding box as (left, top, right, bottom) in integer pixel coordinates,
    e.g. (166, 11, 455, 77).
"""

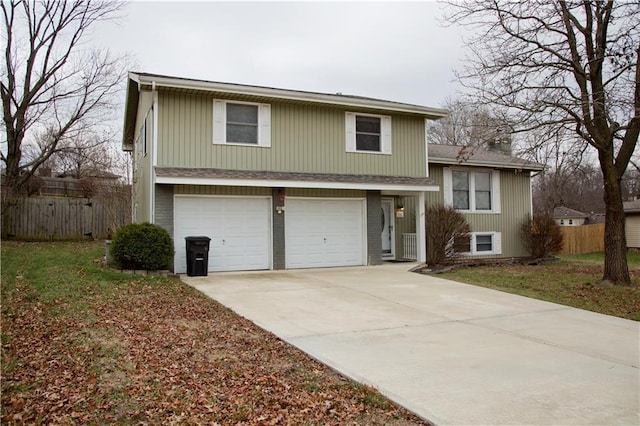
(174, 197, 270, 273)
(285, 198, 365, 269)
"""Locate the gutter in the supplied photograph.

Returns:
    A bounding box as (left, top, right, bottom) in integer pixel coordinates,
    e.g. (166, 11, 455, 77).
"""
(429, 157, 546, 172)
(131, 72, 448, 118)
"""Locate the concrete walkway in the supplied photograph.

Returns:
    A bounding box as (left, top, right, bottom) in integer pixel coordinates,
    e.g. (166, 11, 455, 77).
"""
(183, 263, 640, 425)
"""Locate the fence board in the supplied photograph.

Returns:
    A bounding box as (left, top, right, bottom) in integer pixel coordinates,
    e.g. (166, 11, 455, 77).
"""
(560, 223, 605, 255)
(2, 196, 130, 241)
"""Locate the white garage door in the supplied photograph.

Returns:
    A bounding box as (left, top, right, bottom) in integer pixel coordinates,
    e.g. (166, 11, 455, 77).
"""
(285, 198, 365, 269)
(174, 196, 271, 273)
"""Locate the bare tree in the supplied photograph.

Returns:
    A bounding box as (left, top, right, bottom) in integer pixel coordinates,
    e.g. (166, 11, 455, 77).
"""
(429, 97, 513, 151)
(446, 1, 639, 285)
(621, 168, 640, 202)
(533, 163, 605, 215)
(55, 134, 115, 179)
(1, 0, 127, 197)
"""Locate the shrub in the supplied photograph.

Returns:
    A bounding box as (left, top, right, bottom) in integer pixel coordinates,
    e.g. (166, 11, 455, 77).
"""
(520, 214, 563, 258)
(110, 222, 174, 270)
(426, 204, 471, 265)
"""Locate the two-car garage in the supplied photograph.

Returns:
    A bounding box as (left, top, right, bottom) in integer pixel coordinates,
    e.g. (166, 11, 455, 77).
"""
(173, 196, 366, 273)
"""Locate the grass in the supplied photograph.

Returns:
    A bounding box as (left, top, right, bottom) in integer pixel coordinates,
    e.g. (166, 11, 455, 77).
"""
(1, 241, 426, 425)
(440, 251, 640, 321)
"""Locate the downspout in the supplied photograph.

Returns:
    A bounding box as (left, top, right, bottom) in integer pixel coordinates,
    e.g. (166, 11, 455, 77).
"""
(150, 80, 157, 223)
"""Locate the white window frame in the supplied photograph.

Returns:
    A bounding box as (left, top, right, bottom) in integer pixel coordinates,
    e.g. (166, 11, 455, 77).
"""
(345, 112, 392, 155)
(457, 232, 502, 256)
(213, 99, 271, 147)
(443, 167, 501, 214)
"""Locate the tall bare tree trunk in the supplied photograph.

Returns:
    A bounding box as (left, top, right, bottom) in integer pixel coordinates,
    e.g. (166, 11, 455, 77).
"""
(600, 158, 631, 284)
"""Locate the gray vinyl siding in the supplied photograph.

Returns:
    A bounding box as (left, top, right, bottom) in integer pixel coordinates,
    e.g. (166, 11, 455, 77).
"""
(286, 188, 367, 198)
(626, 215, 640, 248)
(156, 91, 427, 177)
(154, 184, 174, 244)
(133, 91, 154, 223)
(425, 164, 532, 258)
(272, 188, 286, 269)
(174, 185, 271, 196)
(367, 191, 382, 265)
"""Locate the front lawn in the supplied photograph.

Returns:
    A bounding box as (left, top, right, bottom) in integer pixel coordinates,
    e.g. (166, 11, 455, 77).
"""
(440, 252, 640, 321)
(1, 241, 426, 425)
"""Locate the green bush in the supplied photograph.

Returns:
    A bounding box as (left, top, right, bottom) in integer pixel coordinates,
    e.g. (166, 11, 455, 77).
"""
(110, 223, 174, 270)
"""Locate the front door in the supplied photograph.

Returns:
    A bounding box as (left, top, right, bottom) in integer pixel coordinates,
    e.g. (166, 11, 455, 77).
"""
(381, 198, 395, 259)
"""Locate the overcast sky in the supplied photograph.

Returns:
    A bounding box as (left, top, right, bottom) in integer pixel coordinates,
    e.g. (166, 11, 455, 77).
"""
(91, 1, 467, 108)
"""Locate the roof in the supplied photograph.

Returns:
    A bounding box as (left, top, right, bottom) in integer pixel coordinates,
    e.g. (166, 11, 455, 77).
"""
(155, 167, 438, 192)
(123, 72, 448, 150)
(427, 144, 545, 171)
(553, 206, 589, 219)
(623, 200, 640, 213)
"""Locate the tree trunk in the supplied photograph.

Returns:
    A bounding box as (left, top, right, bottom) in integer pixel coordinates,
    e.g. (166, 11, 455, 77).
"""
(601, 159, 631, 285)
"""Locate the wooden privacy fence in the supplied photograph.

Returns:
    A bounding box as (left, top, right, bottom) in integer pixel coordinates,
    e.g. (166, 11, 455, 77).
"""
(2, 196, 130, 241)
(560, 223, 605, 255)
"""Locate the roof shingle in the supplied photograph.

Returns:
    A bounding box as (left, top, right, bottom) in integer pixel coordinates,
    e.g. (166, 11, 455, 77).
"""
(428, 144, 544, 171)
(155, 167, 437, 187)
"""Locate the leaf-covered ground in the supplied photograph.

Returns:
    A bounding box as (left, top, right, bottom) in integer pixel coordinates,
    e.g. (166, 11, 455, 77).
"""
(1, 242, 428, 425)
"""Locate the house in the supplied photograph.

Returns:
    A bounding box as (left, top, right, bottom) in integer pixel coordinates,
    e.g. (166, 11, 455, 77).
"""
(122, 72, 448, 273)
(553, 206, 589, 226)
(122, 72, 542, 272)
(423, 144, 544, 259)
(623, 200, 640, 249)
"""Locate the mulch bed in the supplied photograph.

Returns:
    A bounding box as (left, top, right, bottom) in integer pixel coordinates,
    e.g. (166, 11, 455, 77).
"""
(416, 256, 558, 274)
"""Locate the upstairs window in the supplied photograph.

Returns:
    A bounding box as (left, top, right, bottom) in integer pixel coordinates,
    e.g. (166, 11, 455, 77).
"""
(227, 103, 258, 144)
(356, 115, 381, 151)
(444, 168, 501, 213)
(213, 100, 271, 147)
(345, 112, 392, 154)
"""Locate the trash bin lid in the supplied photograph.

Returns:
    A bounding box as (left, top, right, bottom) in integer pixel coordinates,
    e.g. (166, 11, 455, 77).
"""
(185, 236, 211, 242)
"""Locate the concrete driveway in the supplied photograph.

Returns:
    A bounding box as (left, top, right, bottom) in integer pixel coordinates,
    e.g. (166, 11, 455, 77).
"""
(183, 263, 639, 425)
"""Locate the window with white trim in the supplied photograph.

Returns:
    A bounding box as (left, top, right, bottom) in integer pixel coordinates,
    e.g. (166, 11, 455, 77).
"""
(455, 232, 502, 256)
(443, 168, 501, 213)
(213, 100, 271, 147)
(345, 112, 392, 154)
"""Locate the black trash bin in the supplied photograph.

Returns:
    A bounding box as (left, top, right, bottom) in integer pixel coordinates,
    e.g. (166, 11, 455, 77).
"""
(185, 236, 211, 276)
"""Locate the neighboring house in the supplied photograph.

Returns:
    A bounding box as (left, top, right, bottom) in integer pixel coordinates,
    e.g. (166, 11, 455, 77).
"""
(122, 72, 447, 273)
(423, 144, 544, 259)
(553, 206, 589, 226)
(624, 200, 640, 249)
(122, 72, 543, 272)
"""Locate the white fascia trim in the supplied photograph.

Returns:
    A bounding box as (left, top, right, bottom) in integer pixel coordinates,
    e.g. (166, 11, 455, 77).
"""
(429, 158, 545, 171)
(155, 175, 440, 192)
(133, 73, 448, 118)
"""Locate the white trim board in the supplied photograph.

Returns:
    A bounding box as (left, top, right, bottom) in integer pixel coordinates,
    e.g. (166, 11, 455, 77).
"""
(156, 175, 440, 192)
